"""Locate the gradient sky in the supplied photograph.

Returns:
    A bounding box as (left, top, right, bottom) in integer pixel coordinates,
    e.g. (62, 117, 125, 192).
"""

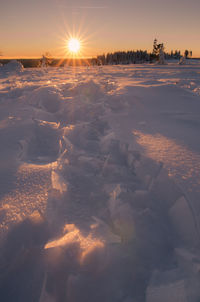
(1, 0, 200, 58)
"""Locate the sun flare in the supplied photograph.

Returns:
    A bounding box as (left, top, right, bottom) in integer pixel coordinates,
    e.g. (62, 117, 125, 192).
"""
(68, 38, 81, 54)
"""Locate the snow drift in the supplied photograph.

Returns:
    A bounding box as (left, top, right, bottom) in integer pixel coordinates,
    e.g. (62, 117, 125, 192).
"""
(1, 60, 24, 73)
(0, 63, 200, 302)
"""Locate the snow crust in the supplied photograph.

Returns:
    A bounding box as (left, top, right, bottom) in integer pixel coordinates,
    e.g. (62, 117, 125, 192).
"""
(0, 63, 200, 301)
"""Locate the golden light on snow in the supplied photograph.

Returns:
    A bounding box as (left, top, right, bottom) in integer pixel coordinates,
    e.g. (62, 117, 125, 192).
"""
(133, 130, 200, 191)
(44, 224, 105, 266)
(67, 38, 81, 54)
(45, 224, 104, 250)
(0, 162, 52, 236)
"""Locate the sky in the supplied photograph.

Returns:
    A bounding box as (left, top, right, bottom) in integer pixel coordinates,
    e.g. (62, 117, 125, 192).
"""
(1, 0, 200, 58)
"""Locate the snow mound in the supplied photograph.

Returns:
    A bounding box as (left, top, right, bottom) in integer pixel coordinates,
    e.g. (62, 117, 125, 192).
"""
(19, 120, 60, 163)
(3, 60, 24, 72)
(28, 87, 62, 113)
(70, 80, 104, 102)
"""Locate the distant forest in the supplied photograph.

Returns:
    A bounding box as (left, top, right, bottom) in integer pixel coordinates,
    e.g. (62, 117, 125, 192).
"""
(96, 49, 182, 65)
(0, 44, 194, 68)
(96, 39, 193, 65)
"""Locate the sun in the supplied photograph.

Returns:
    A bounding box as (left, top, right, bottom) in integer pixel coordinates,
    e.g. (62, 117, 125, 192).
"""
(68, 38, 81, 54)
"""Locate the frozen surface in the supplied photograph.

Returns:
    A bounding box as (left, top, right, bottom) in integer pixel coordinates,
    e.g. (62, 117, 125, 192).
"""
(0, 62, 200, 301)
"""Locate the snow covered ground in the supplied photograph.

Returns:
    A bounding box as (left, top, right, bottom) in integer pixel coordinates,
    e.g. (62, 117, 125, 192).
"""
(0, 61, 200, 301)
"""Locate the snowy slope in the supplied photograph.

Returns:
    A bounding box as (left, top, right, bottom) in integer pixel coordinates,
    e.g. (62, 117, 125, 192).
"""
(0, 62, 200, 301)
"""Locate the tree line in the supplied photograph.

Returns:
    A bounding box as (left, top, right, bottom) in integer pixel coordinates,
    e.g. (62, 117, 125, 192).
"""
(0, 39, 193, 67)
(95, 39, 192, 65)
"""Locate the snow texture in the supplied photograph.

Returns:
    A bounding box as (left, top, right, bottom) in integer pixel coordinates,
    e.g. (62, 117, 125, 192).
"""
(0, 63, 200, 301)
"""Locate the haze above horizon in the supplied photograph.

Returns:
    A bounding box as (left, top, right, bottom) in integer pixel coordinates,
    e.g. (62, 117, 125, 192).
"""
(1, 0, 200, 58)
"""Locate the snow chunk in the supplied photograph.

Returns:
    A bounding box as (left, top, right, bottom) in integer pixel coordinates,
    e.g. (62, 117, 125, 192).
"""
(29, 87, 62, 113)
(175, 248, 200, 301)
(134, 156, 162, 189)
(108, 184, 135, 242)
(91, 216, 121, 244)
(39, 273, 56, 302)
(131, 190, 151, 209)
(3, 60, 23, 72)
(175, 248, 200, 276)
(169, 196, 199, 247)
(25, 119, 60, 163)
(44, 224, 106, 274)
(150, 168, 182, 209)
(51, 170, 68, 193)
(146, 277, 187, 302)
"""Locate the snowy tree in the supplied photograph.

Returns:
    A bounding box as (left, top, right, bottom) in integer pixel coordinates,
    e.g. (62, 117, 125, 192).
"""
(41, 55, 47, 67)
(158, 44, 166, 64)
(41, 52, 52, 67)
(179, 49, 191, 64)
(153, 38, 159, 56)
(152, 39, 165, 61)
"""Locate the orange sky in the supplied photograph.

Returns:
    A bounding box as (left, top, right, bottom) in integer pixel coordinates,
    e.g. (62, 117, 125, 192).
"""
(1, 0, 200, 58)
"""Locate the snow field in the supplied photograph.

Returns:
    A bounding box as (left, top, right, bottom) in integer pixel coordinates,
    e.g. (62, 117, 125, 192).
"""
(0, 62, 200, 301)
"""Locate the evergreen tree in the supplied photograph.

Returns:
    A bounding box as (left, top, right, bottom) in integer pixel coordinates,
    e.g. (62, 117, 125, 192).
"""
(153, 39, 158, 55)
(152, 39, 164, 60)
(158, 44, 166, 64)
